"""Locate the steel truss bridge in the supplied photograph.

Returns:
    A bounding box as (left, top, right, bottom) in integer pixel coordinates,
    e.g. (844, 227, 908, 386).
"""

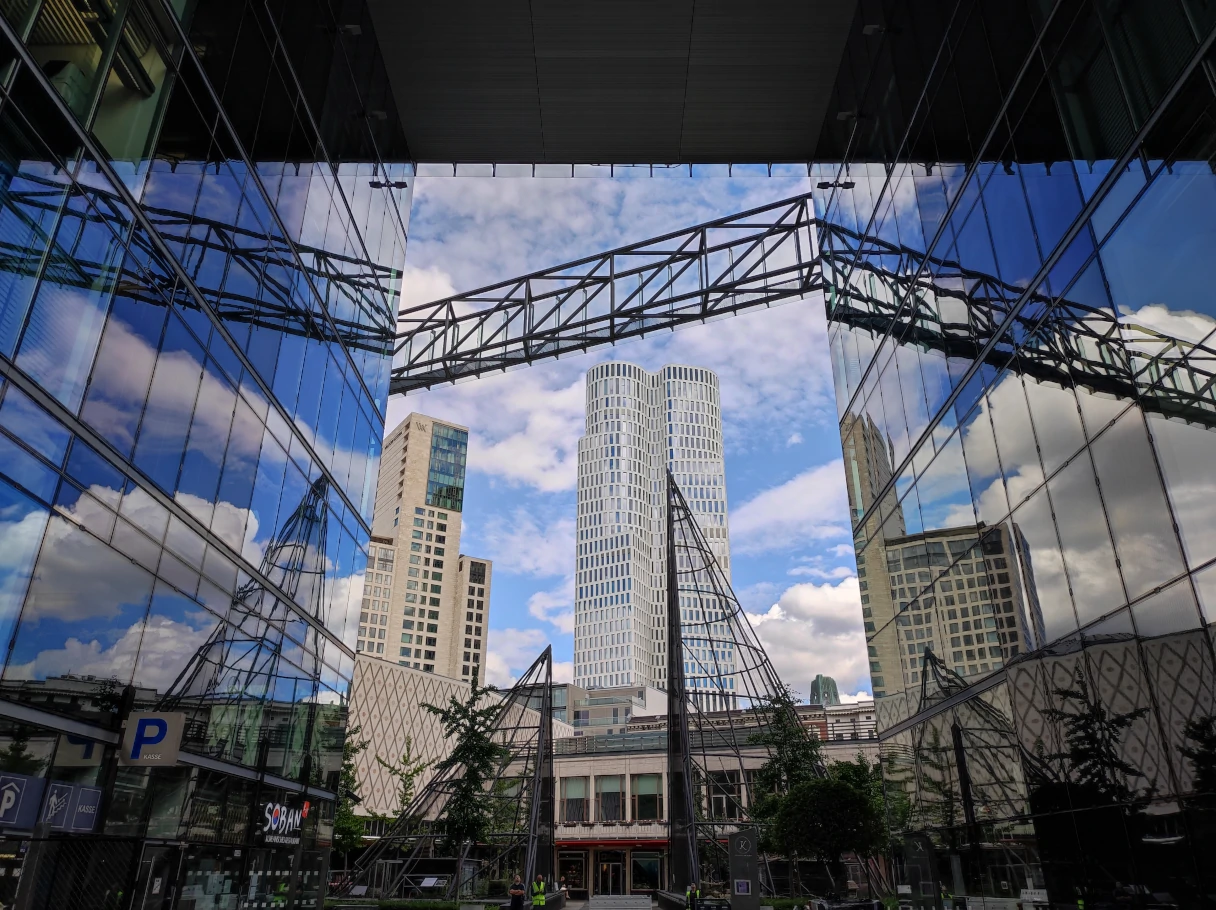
(1, 170, 397, 357)
(21, 178, 1213, 431)
(389, 192, 1216, 432)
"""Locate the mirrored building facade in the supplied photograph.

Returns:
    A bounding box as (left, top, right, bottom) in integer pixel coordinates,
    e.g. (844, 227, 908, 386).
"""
(0, 0, 410, 906)
(815, 1, 1216, 906)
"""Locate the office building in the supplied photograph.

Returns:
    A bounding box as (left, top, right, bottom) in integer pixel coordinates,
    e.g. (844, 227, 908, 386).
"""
(573, 362, 732, 702)
(547, 694, 877, 898)
(362, 414, 491, 680)
(808, 674, 840, 707)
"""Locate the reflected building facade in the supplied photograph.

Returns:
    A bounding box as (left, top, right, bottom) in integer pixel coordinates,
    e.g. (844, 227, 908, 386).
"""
(0, 0, 409, 907)
(817, 1, 1216, 907)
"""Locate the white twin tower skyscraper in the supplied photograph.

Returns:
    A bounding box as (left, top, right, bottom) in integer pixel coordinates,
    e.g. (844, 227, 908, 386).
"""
(573, 361, 734, 704)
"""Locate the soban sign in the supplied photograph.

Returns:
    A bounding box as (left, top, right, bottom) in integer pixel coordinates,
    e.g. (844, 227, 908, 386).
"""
(259, 798, 311, 845)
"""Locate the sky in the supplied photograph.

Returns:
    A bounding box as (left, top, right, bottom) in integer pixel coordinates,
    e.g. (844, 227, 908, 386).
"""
(385, 175, 871, 703)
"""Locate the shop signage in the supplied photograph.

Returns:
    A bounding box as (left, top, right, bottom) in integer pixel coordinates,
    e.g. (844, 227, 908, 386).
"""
(56, 734, 103, 767)
(0, 773, 44, 830)
(119, 712, 184, 766)
(257, 797, 311, 846)
(42, 782, 102, 832)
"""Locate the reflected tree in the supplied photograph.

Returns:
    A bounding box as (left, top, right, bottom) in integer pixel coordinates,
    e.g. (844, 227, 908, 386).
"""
(916, 726, 960, 833)
(1182, 715, 1216, 794)
(0, 730, 46, 776)
(1044, 669, 1148, 803)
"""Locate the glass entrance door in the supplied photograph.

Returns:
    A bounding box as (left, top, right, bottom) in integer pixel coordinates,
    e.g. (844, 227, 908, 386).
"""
(597, 851, 626, 895)
(132, 844, 182, 910)
(559, 852, 587, 898)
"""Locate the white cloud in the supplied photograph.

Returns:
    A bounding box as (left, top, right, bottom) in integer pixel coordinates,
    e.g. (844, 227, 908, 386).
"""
(480, 511, 575, 577)
(746, 577, 870, 701)
(399, 264, 458, 310)
(829, 544, 856, 558)
(788, 564, 854, 580)
(786, 432, 803, 446)
(838, 691, 872, 704)
(731, 460, 851, 555)
(483, 627, 556, 687)
(527, 580, 575, 635)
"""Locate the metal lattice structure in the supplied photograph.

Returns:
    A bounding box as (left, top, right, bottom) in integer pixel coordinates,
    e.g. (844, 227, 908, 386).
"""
(333, 648, 555, 900)
(1, 171, 397, 355)
(157, 477, 333, 770)
(664, 471, 822, 893)
(391, 192, 1216, 432)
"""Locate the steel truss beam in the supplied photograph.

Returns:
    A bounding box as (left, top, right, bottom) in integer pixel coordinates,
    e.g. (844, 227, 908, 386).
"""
(1, 171, 398, 355)
(332, 648, 554, 900)
(391, 192, 1216, 432)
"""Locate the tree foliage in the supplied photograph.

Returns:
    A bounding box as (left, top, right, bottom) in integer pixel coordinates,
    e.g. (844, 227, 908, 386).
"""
(334, 725, 369, 859)
(1182, 714, 1216, 795)
(1045, 669, 1148, 803)
(772, 775, 885, 883)
(0, 730, 45, 776)
(829, 753, 904, 850)
(375, 735, 431, 816)
(748, 684, 822, 827)
(423, 676, 510, 852)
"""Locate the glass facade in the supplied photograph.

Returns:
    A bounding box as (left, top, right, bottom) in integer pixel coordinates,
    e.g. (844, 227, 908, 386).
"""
(424, 422, 467, 511)
(816, 1, 1216, 906)
(0, 0, 410, 906)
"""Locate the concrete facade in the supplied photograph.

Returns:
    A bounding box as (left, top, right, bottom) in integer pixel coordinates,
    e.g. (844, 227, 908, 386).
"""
(362, 413, 491, 679)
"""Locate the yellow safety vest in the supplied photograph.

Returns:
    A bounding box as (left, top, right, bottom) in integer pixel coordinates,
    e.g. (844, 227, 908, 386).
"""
(533, 882, 546, 906)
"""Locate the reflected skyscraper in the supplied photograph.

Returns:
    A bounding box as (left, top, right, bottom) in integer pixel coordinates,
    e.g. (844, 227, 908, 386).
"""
(0, 0, 409, 905)
(815, 3, 1216, 906)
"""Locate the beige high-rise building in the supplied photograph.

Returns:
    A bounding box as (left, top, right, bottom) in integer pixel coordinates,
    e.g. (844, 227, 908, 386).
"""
(360, 413, 492, 679)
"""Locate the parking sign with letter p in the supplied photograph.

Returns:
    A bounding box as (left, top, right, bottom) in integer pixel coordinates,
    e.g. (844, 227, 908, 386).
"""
(119, 713, 184, 766)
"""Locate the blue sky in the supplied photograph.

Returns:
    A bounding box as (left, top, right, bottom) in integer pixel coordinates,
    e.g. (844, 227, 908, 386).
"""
(385, 175, 871, 702)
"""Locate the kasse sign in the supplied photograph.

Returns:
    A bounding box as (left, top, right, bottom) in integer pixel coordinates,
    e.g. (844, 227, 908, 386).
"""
(259, 798, 311, 846)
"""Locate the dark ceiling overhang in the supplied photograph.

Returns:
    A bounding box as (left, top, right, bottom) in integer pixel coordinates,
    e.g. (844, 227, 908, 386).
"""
(366, 0, 858, 163)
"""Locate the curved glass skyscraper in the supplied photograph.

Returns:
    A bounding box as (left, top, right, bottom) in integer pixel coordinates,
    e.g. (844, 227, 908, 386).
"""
(573, 362, 733, 705)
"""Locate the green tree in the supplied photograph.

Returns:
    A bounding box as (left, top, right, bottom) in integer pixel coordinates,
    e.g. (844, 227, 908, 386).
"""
(1045, 669, 1149, 803)
(423, 674, 510, 852)
(773, 776, 884, 893)
(1181, 714, 1216, 795)
(334, 724, 369, 867)
(829, 753, 900, 851)
(748, 684, 822, 825)
(375, 735, 431, 816)
(0, 730, 45, 776)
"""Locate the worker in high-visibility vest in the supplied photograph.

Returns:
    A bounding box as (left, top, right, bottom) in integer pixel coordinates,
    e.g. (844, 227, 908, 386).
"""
(532, 874, 547, 906)
(686, 882, 700, 910)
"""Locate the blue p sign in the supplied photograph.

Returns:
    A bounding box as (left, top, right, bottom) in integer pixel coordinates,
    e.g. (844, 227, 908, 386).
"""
(130, 717, 167, 760)
(119, 712, 184, 766)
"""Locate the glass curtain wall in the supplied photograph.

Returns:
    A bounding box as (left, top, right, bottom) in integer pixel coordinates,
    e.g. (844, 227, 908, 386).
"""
(815, 0, 1216, 906)
(0, 0, 410, 906)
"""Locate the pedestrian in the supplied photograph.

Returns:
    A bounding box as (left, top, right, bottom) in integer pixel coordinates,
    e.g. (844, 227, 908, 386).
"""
(560, 876, 569, 896)
(510, 875, 526, 910)
(686, 882, 700, 910)
(532, 874, 547, 907)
